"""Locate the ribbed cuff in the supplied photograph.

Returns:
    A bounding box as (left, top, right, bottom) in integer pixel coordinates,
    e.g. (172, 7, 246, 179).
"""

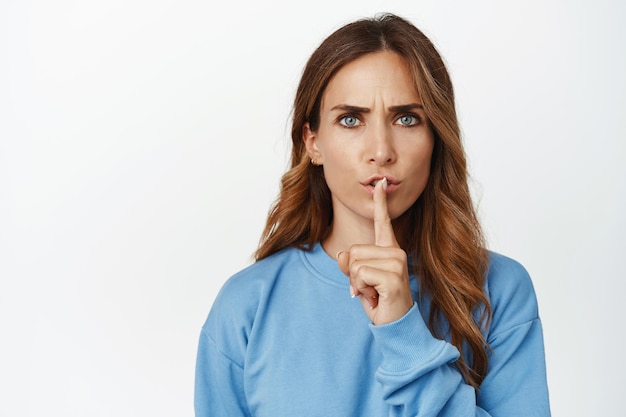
(369, 303, 457, 374)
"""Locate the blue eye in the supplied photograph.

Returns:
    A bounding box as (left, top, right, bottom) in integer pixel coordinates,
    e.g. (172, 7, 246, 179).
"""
(396, 114, 420, 126)
(339, 115, 360, 127)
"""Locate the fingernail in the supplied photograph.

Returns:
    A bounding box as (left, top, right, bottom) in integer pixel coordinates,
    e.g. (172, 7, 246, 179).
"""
(349, 285, 356, 298)
(336, 250, 344, 260)
(382, 177, 388, 191)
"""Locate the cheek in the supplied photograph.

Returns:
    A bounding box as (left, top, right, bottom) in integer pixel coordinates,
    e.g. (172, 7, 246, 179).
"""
(404, 142, 435, 196)
(321, 158, 350, 191)
(319, 149, 359, 199)
(319, 139, 356, 169)
(418, 152, 434, 188)
(420, 135, 435, 170)
(408, 138, 434, 170)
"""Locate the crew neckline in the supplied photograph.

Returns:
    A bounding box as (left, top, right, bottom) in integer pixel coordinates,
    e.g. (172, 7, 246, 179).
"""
(300, 242, 349, 289)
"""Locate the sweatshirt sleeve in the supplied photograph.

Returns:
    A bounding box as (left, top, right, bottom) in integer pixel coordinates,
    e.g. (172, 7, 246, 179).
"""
(194, 270, 258, 417)
(194, 328, 252, 417)
(369, 255, 550, 416)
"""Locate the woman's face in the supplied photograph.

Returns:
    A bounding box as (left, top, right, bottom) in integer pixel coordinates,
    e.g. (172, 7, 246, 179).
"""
(304, 51, 434, 226)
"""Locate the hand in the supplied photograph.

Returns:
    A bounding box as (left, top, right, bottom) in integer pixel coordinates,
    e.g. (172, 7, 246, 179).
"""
(337, 178, 414, 325)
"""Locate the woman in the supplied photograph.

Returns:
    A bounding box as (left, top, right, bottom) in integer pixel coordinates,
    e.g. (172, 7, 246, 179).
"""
(195, 13, 550, 416)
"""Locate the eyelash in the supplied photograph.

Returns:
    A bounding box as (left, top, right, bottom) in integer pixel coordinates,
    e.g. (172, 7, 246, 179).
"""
(395, 113, 422, 127)
(338, 114, 361, 128)
(336, 113, 422, 128)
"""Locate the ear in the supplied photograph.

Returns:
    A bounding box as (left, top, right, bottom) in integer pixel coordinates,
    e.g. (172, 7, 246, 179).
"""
(303, 122, 323, 164)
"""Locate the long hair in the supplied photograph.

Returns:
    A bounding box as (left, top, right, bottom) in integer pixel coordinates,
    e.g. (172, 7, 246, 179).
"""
(255, 13, 491, 388)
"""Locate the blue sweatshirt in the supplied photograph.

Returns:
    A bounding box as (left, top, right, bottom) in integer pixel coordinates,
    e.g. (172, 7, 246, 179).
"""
(195, 243, 550, 416)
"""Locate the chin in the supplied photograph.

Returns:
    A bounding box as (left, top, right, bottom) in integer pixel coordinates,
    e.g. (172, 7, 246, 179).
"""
(389, 196, 421, 219)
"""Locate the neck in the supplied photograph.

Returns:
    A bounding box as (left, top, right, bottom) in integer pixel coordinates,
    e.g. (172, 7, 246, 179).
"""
(321, 207, 414, 260)
(321, 210, 376, 260)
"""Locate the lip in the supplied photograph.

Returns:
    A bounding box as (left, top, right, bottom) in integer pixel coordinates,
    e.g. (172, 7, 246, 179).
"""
(360, 175, 401, 195)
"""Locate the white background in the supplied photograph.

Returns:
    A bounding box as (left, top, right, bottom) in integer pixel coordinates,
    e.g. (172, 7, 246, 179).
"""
(1, 0, 624, 416)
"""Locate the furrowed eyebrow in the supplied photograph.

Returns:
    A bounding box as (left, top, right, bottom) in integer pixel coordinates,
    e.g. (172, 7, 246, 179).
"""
(330, 104, 370, 113)
(329, 103, 424, 113)
(388, 103, 424, 112)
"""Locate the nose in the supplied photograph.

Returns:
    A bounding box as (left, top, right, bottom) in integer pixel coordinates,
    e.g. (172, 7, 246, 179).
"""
(366, 123, 396, 166)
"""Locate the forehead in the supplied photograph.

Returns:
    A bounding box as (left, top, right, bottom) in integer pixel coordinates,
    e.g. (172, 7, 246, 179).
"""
(321, 51, 421, 108)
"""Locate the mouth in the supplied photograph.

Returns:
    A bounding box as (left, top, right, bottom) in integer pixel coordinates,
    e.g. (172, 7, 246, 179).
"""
(361, 175, 400, 193)
(362, 175, 400, 187)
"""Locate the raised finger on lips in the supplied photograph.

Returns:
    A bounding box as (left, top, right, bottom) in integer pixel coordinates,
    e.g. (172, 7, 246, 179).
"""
(373, 177, 398, 248)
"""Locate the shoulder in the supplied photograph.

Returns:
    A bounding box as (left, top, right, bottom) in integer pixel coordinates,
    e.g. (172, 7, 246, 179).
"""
(485, 251, 540, 336)
(200, 247, 304, 364)
(220, 247, 301, 296)
(204, 246, 304, 329)
(209, 246, 303, 319)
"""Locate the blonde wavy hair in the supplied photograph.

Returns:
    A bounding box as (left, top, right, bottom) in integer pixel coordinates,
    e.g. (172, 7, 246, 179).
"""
(255, 13, 491, 388)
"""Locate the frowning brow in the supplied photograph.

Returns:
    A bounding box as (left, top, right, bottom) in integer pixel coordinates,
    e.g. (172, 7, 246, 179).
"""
(330, 104, 370, 113)
(389, 103, 424, 112)
(330, 103, 424, 113)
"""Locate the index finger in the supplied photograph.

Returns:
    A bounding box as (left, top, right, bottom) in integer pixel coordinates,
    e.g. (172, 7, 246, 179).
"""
(374, 177, 399, 247)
